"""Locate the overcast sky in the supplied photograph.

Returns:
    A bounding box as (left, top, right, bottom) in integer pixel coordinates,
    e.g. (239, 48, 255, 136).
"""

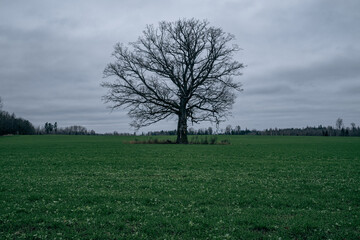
(1, 0, 359, 133)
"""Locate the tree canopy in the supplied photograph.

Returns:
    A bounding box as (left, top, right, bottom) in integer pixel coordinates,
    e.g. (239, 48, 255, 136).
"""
(102, 19, 244, 143)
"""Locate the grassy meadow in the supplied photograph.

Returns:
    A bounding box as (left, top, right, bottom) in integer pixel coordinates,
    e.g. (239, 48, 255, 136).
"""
(0, 135, 359, 239)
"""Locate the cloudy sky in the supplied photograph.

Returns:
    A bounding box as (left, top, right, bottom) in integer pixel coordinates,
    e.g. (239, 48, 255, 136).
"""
(1, 0, 359, 133)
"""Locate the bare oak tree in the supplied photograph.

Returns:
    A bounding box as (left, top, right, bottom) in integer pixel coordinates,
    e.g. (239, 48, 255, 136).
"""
(102, 19, 244, 143)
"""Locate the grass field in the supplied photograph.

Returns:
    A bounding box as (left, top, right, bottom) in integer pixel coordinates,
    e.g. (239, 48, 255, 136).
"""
(0, 135, 359, 239)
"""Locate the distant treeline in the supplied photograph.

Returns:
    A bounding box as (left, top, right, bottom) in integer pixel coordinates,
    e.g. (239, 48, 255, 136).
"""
(0, 114, 96, 136)
(0, 110, 36, 135)
(0, 97, 96, 136)
(144, 121, 360, 137)
(1, 105, 358, 137)
(36, 122, 96, 135)
(245, 125, 360, 137)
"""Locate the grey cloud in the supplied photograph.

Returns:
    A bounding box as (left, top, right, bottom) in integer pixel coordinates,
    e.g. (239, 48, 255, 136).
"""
(1, 0, 359, 133)
(275, 51, 360, 85)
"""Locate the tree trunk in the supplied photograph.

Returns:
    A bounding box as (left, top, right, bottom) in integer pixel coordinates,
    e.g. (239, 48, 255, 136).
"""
(176, 100, 188, 144)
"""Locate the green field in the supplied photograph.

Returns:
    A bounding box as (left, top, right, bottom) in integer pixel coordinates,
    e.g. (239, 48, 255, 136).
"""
(0, 135, 359, 239)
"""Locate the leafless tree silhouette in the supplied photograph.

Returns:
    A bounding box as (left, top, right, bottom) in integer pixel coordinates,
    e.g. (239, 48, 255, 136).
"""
(336, 117, 344, 130)
(102, 19, 244, 143)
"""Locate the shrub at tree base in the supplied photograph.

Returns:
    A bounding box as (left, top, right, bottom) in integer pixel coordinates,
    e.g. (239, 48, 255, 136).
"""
(127, 136, 230, 145)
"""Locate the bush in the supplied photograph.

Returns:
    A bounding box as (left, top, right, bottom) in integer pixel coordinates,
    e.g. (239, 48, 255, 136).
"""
(128, 138, 175, 144)
(127, 136, 230, 145)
